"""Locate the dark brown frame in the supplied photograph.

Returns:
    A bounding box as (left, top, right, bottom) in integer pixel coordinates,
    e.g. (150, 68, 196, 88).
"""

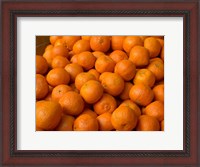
(1, 0, 199, 166)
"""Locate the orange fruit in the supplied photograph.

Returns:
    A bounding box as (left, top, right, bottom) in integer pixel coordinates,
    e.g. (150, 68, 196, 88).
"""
(44, 92, 52, 101)
(54, 38, 66, 47)
(51, 45, 69, 58)
(129, 46, 150, 67)
(59, 91, 84, 116)
(100, 72, 124, 96)
(129, 84, 154, 106)
(51, 56, 70, 68)
(73, 39, 91, 54)
(139, 36, 149, 42)
(114, 59, 136, 81)
(156, 38, 164, 48)
(36, 74, 49, 100)
(36, 55, 48, 75)
(50, 36, 62, 45)
(81, 108, 97, 118)
(51, 84, 72, 102)
(77, 51, 96, 70)
(111, 36, 126, 50)
(119, 82, 133, 100)
(147, 60, 164, 81)
(64, 63, 84, 83)
(62, 36, 81, 50)
(69, 83, 79, 93)
(81, 36, 91, 41)
(119, 100, 141, 117)
(160, 47, 164, 61)
(90, 36, 110, 52)
(133, 69, 155, 88)
(70, 54, 79, 64)
(152, 84, 164, 102)
(43, 49, 54, 67)
(75, 72, 96, 90)
(136, 115, 160, 131)
(95, 55, 115, 73)
(149, 57, 163, 64)
(161, 120, 164, 131)
(123, 36, 143, 54)
(80, 80, 103, 104)
(109, 50, 128, 63)
(88, 69, 100, 80)
(144, 101, 164, 122)
(144, 37, 161, 58)
(111, 106, 138, 131)
(73, 114, 99, 131)
(46, 68, 70, 87)
(55, 114, 75, 131)
(45, 44, 53, 51)
(92, 51, 106, 59)
(36, 100, 62, 130)
(93, 93, 117, 115)
(97, 112, 114, 131)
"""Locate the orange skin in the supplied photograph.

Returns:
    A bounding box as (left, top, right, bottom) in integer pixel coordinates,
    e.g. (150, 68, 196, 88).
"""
(111, 106, 138, 131)
(114, 59, 136, 81)
(54, 38, 66, 47)
(73, 114, 99, 131)
(149, 57, 163, 64)
(90, 36, 111, 52)
(70, 54, 79, 64)
(80, 80, 104, 104)
(51, 45, 69, 58)
(36, 100, 62, 130)
(46, 68, 70, 87)
(93, 93, 117, 115)
(144, 101, 164, 122)
(129, 84, 154, 106)
(62, 36, 81, 50)
(51, 56, 70, 68)
(36, 74, 49, 100)
(119, 82, 133, 100)
(50, 36, 62, 45)
(109, 50, 128, 63)
(73, 39, 91, 54)
(59, 91, 84, 116)
(88, 69, 100, 80)
(95, 55, 116, 73)
(81, 36, 91, 41)
(43, 49, 54, 67)
(147, 60, 164, 81)
(45, 44, 53, 51)
(64, 63, 84, 83)
(92, 51, 106, 59)
(156, 38, 164, 48)
(129, 46, 150, 67)
(123, 36, 143, 54)
(77, 51, 96, 70)
(160, 47, 164, 61)
(36, 55, 48, 75)
(97, 112, 114, 131)
(55, 114, 75, 131)
(75, 72, 96, 90)
(136, 115, 160, 131)
(144, 37, 161, 58)
(133, 69, 156, 88)
(153, 84, 164, 102)
(81, 108, 98, 118)
(161, 120, 164, 131)
(111, 36, 126, 51)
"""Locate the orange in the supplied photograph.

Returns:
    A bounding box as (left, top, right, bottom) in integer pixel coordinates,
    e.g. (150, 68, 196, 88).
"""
(129, 46, 150, 67)
(129, 84, 154, 106)
(81, 36, 91, 41)
(64, 63, 84, 83)
(46, 68, 70, 87)
(50, 36, 62, 45)
(36, 100, 62, 130)
(140, 36, 149, 42)
(62, 36, 81, 50)
(144, 101, 164, 122)
(114, 59, 136, 81)
(73, 114, 99, 131)
(111, 36, 126, 50)
(119, 100, 141, 117)
(90, 36, 110, 52)
(70, 83, 79, 93)
(153, 84, 164, 102)
(93, 93, 117, 115)
(68, 50, 75, 60)
(88, 69, 100, 80)
(77, 51, 96, 70)
(100, 72, 124, 96)
(111, 106, 138, 131)
(55, 114, 75, 131)
(95, 55, 115, 73)
(43, 49, 54, 67)
(119, 82, 133, 100)
(160, 47, 164, 61)
(92, 51, 106, 59)
(44, 92, 52, 101)
(161, 120, 164, 131)
(36, 74, 49, 100)
(81, 108, 97, 118)
(97, 112, 114, 131)
(136, 115, 160, 131)
(70, 54, 79, 64)
(51, 56, 70, 68)
(36, 55, 48, 75)
(75, 72, 96, 90)
(73, 39, 91, 54)
(147, 60, 164, 81)
(59, 91, 84, 116)
(51, 84, 72, 102)
(54, 38, 66, 47)
(80, 80, 104, 104)
(123, 36, 143, 54)
(144, 37, 161, 58)
(45, 44, 53, 51)
(149, 57, 163, 64)
(109, 50, 128, 63)
(156, 38, 164, 48)
(133, 69, 155, 88)
(51, 45, 69, 58)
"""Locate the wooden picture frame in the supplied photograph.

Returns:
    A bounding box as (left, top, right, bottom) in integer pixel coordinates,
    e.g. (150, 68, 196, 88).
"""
(1, 1, 199, 166)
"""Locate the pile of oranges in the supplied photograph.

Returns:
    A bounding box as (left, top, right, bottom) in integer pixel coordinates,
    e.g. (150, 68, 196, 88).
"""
(36, 36, 164, 131)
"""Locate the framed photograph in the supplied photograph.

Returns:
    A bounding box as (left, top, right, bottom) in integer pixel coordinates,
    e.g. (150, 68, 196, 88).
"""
(1, 0, 199, 166)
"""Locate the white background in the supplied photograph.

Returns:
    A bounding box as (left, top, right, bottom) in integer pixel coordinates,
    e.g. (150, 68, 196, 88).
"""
(17, 17, 183, 150)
